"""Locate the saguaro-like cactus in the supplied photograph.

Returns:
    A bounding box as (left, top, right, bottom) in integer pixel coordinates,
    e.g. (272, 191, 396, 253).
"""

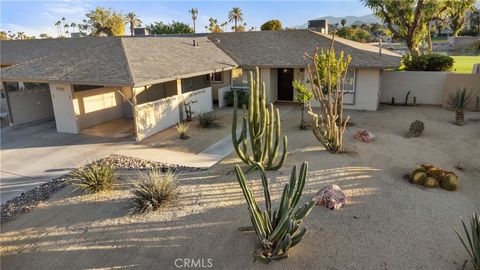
(232, 67, 288, 170)
(235, 162, 315, 263)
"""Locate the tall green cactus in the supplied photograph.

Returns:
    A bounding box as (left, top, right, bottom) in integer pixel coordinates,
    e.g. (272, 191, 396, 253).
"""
(232, 67, 288, 170)
(235, 162, 315, 263)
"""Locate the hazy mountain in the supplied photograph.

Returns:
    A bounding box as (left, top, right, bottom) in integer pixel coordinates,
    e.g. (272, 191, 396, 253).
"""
(294, 14, 381, 28)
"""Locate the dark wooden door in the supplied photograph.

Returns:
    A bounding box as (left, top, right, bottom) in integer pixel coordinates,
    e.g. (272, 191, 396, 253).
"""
(277, 68, 294, 101)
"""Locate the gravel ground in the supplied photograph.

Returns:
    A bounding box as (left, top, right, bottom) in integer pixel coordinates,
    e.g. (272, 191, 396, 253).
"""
(0, 154, 202, 224)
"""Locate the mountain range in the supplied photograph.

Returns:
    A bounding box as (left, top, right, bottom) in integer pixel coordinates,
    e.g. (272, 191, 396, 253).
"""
(294, 14, 381, 28)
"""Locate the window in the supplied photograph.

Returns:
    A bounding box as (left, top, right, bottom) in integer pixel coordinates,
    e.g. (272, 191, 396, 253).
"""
(3, 82, 19, 92)
(205, 72, 223, 83)
(23, 82, 49, 90)
(340, 69, 355, 93)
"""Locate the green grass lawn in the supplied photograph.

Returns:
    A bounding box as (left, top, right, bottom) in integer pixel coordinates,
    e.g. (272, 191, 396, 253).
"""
(451, 56, 480, 73)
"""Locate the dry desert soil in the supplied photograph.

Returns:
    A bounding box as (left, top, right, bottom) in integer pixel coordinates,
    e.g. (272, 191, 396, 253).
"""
(1, 105, 479, 270)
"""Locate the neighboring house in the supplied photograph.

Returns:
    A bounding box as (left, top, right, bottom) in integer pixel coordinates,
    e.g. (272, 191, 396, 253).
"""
(0, 29, 401, 141)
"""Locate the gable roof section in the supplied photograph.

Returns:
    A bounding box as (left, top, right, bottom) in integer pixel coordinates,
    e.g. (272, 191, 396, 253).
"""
(0, 36, 238, 87)
(1, 38, 132, 86)
(121, 36, 237, 86)
(208, 30, 401, 68)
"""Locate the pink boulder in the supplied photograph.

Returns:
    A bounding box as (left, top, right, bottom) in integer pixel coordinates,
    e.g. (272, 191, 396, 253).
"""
(313, 185, 346, 210)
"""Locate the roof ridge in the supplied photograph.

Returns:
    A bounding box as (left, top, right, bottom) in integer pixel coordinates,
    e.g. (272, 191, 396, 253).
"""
(119, 38, 136, 85)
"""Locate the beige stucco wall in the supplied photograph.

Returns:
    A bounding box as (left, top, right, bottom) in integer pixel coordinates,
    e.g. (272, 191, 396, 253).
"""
(344, 69, 381, 111)
(182, 87, 213, 116)
(135, 95, 180, 141)
(442, 73, 480, 110)
(73, 87, 125, 129)
(8, 88, 54, 124)
(380, 71, 448, 105)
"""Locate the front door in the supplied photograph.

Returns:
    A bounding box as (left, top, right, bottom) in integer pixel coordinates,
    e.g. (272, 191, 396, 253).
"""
(50, 84, 79, 134)
(277, 68, 294, 101)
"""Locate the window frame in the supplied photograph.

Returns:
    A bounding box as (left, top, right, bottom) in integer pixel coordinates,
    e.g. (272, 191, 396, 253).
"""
(205, 72, 223, 83)
(340, 69, 356, 93)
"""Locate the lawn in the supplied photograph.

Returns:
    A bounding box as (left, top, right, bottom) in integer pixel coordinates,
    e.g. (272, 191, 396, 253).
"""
(451, 55, 480, 73)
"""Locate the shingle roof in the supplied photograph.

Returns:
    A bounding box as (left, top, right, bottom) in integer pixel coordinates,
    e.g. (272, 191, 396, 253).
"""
(1, 38, 132, 86)
(208, 30, 401, 68)
(0, 36, 237, 86)
(0, 30, 400, 86)
(121, 36, 238, 86)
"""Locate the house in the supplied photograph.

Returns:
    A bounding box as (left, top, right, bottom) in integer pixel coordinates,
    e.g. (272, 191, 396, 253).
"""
(0, 29, 401, 141)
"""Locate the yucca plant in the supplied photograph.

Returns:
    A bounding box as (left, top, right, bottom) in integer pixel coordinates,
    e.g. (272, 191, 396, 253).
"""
(455, 212, 480, 269)
(235, 162, 315, 263)
(447, 88, 473, 126)
(72, 161, 118, 194)
(130, 170, 180, 213)
(176, 122, 189, 139)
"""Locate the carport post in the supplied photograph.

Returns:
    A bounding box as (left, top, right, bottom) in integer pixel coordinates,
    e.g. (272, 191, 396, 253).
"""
(176, 79, 184, 121)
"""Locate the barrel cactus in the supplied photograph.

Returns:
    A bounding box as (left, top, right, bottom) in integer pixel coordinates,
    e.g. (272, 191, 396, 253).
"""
(440, 174, 459, 191)
(424, 177, 439, 188)
(409, 164, 459, 191)
(235, 162, 315, 263)
(408, 120, 424, 137)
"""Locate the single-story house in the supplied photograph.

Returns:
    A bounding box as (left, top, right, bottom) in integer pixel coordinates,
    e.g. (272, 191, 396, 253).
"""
(0, 29, 401, 141)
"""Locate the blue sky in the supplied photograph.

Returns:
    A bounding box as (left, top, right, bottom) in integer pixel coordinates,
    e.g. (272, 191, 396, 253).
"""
(0, 0, 371, 37)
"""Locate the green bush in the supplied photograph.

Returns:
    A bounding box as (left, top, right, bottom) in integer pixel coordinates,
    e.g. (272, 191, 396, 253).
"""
(130, 170, 180, 213)
(225, 90, 249, 107)
(402, 54, 454, 71)
(197, 111, 217, 128)
(72, 161, 118, 194)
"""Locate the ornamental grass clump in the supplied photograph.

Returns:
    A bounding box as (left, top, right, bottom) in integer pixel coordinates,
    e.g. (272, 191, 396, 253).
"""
(198, 111, 217, 128)
(130, 170, 180, 213)
(72, 161, 118, 194)
(176, 122, 189, 139)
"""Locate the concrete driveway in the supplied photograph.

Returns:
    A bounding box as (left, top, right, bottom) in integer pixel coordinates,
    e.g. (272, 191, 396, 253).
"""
(0, 121, 135, 204)
(0, 119, 241, 205)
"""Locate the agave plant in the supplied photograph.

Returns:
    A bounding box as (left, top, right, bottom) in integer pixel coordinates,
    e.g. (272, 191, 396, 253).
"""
(447, 88, 473, 126)
(455, 212, 480, 269)
(235, 162, 315, 263)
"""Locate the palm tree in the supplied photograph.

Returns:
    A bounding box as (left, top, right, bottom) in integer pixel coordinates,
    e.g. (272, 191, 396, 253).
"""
(228, 7, 244, 32)
(125, 12, 142, 36)
(341, 18, 347, 27)
(17, 32, 24, 40)
(189, 8, 198, 33)
(70, 22, 76, 33)
(55, 20, 61, 37)
(64, 23, 70, 37)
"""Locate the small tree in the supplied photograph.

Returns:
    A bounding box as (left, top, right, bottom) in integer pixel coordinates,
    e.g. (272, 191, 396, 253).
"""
(299, 34, 352, 153)
(260, 20, 282, 30)
(292, 80, 313, 129)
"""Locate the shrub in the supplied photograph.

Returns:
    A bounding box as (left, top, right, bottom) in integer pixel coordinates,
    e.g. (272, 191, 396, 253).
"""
(455, 212, 480, 269)
(130, 170, 180, 213)
(402, 54, 454, 71)
(176, 122, 189, 139)
(72, 161, 118, 194)
(225, 90, 248, 107)
(197, 111, 217, 128)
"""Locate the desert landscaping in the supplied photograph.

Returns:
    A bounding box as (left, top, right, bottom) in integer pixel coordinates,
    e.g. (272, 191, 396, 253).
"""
(1, 105, 479, 270)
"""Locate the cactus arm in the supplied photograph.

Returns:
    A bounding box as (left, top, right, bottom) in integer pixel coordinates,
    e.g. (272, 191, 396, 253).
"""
(290, 227, 307, 247)
(260, 170, 271, 217)
(288, 165, 298, 199)
(291, 162, 308, 208)
(269, 136, 288, 171)
(293, 200, 315, 220)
